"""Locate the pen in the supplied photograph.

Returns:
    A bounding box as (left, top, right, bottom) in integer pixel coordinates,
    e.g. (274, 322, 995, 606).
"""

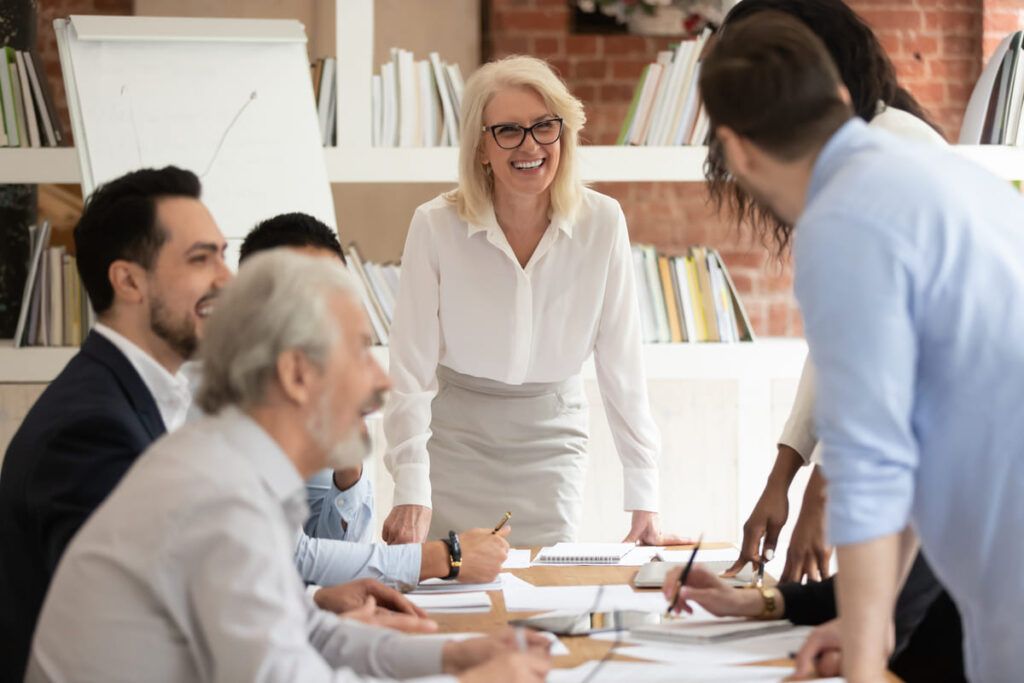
(666, 533, 703, 615)
(492, 511, 512, 534)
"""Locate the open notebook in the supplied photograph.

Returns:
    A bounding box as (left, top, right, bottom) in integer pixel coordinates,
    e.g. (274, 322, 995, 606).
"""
(534, 543, 637, 565)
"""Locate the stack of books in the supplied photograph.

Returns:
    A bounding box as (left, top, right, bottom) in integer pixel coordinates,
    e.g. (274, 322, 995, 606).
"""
(960, 30, 1024, 145)
(632, 244, 753, 344)
(616, 29, 712, 147)
(311, 57, 337, 146)
(12, 222, 93, 348)
(373, 49, 464, 148)
(344, 244, 401, 345)
(0, 47, 64, 148)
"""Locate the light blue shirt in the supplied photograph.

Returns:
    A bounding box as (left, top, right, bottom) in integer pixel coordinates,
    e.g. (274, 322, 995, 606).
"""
(794, 118, 1024, 682)
(297, 470, 422, 588)
(183, 365, 422, 589)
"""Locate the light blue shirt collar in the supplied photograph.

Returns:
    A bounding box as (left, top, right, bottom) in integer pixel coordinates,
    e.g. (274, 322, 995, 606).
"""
(807, 117, 868, 206)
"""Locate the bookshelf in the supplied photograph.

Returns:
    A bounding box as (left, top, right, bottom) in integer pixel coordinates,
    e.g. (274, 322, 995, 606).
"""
(4, 143, 1024, 185)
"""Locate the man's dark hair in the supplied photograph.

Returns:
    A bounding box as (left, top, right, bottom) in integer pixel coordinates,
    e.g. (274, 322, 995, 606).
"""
(239, 212, 345, 264)
(75, 166, 201, 314)
(703, 0, 942, 257)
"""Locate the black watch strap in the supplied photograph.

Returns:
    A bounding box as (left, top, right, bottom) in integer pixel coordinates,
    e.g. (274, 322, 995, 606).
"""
(441, 530, 462, 580)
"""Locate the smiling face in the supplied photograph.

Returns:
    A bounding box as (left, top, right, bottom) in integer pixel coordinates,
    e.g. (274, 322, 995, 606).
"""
(144, 197, 230, 361)
(480, 85, 562, 201)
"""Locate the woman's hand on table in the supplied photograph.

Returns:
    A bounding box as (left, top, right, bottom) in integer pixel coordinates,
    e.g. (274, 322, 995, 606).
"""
(624, 510, 693, 546)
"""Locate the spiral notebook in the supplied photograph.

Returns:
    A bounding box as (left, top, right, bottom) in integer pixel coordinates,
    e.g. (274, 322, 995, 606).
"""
(534, 543, 638, 565)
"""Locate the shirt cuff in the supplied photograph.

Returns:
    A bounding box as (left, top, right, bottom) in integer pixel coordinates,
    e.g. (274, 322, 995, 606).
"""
(778, 423, 817, 465)
(623, 467, 659, 512)
(385, 635, 448, 679)
(392, 463, 433, 508)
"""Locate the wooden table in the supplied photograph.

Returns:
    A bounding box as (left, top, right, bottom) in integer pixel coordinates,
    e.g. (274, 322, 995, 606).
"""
(427, 545, 902, 681)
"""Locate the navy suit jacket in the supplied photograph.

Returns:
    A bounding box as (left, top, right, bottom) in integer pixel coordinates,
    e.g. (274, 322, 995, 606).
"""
(0, 332, 166, 683)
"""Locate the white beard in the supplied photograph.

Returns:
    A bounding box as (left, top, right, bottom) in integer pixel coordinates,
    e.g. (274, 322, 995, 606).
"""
(325, 424, 372, 470)
(308, 389, 372, 470)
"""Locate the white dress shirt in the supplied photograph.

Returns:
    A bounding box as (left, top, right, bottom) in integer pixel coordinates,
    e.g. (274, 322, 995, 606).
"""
(93, 322, 192, 432)
(777, 104, 946, 464)
(27, 408, 453, 683)
(384, 189, 661, 511)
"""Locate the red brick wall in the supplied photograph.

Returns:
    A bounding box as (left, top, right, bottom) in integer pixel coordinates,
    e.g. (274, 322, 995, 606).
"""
(488, 0, 1024, 337)
(35, 0, 134, 143)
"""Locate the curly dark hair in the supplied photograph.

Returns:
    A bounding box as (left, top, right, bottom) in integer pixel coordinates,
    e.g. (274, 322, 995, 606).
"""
(703, 0, 944, 257)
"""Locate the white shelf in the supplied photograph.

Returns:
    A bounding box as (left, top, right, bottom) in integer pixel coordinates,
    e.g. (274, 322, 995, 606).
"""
(0, 147, 81, 183)
(0, 338, 806, 384)
(4, 144, 1024, 185)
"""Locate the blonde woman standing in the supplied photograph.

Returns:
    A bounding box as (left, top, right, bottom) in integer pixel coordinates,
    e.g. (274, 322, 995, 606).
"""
(381, 56, 685, 548)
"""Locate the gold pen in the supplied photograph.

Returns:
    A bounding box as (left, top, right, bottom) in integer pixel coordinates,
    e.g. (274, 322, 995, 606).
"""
(492, 511, 512, 534)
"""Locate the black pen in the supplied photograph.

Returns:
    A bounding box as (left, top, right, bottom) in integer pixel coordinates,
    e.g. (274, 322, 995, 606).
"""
(666, 533, 703, 615)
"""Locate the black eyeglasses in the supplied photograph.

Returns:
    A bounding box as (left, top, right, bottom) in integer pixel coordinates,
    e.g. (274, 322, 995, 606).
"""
(482, 117, 563, 150)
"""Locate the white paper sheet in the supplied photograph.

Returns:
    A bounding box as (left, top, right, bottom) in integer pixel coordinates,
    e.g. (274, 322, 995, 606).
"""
(501, 548, 532, 569)
(502, 581, 668, 613)
(548, 661, 793, 682)
(406, 591, 492, 612)
(415, 631, 570, 656)
(618, 627, 814, 666)
(533, 543, 637, 565)
(654, 547, 739, 564)
(412, 577, 503, 594)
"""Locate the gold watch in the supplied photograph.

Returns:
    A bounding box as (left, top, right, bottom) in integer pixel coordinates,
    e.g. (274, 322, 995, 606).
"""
(755, 585, 778, 620)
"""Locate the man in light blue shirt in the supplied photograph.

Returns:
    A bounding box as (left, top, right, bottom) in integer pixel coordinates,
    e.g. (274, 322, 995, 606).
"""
(699, 14, 1024, 682)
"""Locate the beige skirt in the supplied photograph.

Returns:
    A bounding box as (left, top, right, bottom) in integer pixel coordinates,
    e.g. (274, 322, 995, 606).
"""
(427, 365, 589, 547)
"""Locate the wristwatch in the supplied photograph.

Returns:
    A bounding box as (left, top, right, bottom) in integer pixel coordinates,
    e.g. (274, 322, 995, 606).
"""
(755, 585, 779, 620)
(441, 530, 462, 580)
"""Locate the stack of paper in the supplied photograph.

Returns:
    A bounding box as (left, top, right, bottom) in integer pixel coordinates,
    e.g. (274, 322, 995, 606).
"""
(501, 574, 667, 613)
(501, 548, 532, 569)
(412, 577, 503, 594)
(406, 591, 492, 613)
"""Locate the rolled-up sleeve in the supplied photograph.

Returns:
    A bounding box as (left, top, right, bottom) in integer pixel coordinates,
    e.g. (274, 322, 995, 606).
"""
(383, 209, 443, 508)
(795, 212, 919, 547)
(294, 531, 422, 589)
(777, 357, 820, 464)
(305, 469, 375, 544)
(593, 207, 661, 511)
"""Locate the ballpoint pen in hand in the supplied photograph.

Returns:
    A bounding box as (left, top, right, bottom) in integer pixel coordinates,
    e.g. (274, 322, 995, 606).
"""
(492, 511, 512, 534)
(666, 533, 703, 615)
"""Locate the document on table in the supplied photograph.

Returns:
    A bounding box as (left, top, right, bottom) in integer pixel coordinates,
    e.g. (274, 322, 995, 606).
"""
(412, 576, 504, 594)
(653, 547, 739, 564)
(547, 661, 798, 682)
(417, 631, 570, 656)
(502, 548, 532, 569)
(617, 626, 815, 666)
(406, 591, 492, 612)
(502, 573, 667, 612)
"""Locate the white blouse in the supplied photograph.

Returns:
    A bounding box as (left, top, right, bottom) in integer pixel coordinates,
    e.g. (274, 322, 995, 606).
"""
(383, 189, 661, 512)
(778, 103, 947, 463)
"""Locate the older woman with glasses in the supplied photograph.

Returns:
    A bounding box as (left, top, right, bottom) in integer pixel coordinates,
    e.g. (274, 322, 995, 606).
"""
(381, 56, 685, 549)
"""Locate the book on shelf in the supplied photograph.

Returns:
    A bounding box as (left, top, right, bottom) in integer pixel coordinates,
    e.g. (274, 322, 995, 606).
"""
(961, 30, 1024, 145)
(343, 244, 402, 346)
(616, 29, 712, 148)
(631, 244, 754, 344)
(1, 47, 64, 148)
(374, 48, 463, 148)
(311, 57, 337, 146)
(12, 222, 93, 348)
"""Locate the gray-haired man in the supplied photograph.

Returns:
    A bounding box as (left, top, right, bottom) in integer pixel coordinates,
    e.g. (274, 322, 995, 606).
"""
(27, 251, 550, 683)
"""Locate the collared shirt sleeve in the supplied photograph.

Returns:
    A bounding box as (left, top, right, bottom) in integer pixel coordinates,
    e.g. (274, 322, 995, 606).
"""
(592, 207, 661, 511)
(294, 531, 422, 589)
(174, 494, 448, 682)
(795, 211, 919, 547)
(306, 469, 375, 544)
(383, 208, 442, 508)
(306, 601, 453, 683)
(777, 357, 820, 464)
